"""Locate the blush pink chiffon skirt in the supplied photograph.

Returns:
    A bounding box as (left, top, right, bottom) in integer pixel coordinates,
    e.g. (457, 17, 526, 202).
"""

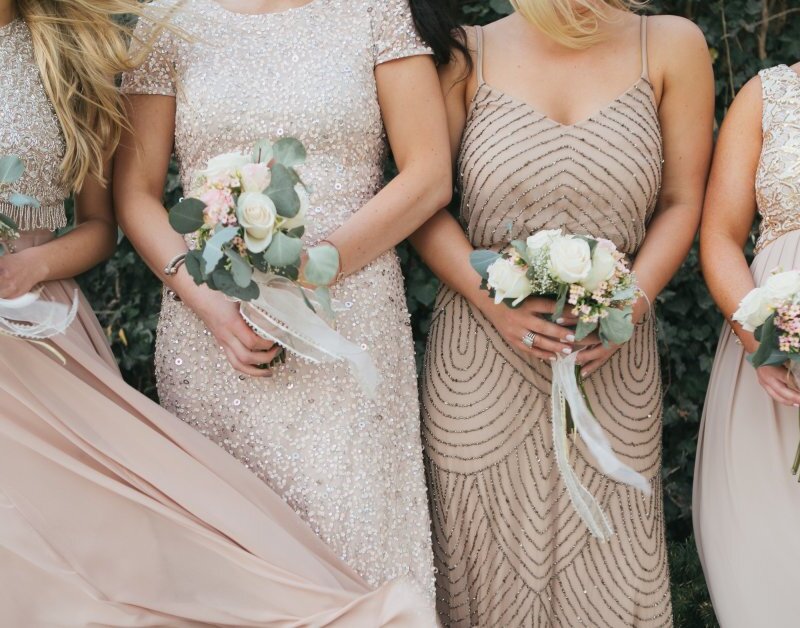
(694, 230, 800, 628)
(0, 231, 435, 627)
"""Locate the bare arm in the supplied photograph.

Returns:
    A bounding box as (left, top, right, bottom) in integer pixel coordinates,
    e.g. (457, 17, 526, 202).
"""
(324, 54, 452, 275)
(699, 69, 800, 407)
(0, 168, 117, 299)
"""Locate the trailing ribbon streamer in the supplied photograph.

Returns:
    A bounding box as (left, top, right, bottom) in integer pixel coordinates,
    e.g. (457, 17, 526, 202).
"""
(239, 274, 381, 398)
(550, 352, 651, 541)
(0, 290, 79, 364)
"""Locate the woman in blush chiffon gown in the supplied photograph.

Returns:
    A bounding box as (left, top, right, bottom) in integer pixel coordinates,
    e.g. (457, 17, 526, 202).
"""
(694, 62, 800, 628)
(0, 1, 436, 624)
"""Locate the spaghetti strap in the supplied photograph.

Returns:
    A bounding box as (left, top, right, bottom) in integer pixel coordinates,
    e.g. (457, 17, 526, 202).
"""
(474, 25, 485, 85)
(640, 15, 650, 80)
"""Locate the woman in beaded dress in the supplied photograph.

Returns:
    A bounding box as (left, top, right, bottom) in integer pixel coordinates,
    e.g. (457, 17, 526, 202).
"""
(410, 1, 714, 625)
(694, 63, 800, 627)
(114, 0, 452, 600)
(0, 1, 439, 625)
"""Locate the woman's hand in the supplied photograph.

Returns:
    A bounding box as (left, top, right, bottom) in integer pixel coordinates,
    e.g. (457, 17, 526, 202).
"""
(0, 249, 46, 299)
(482, 297, 590, 361)
(576, 342, 622, 377)
(185, 289, 281, 378)
(756, 365, 800, 408)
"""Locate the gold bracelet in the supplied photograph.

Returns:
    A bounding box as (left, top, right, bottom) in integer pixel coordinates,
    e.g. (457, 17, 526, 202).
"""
(635, 291, 652, 326)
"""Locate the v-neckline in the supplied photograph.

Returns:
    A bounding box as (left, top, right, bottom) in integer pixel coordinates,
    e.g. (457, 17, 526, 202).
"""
(472, 76, 655, 129)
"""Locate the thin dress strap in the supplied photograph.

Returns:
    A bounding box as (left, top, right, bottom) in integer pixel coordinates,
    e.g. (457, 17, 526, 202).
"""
(474, 25, 486, 85)
(640, 15, 650, 80)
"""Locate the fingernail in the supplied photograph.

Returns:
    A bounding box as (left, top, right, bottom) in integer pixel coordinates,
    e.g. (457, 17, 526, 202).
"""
(562, 348, 572, 355)
(556, 318, 565, 324)
(548, 356, 556, 361)
(795, 404, 799, 408)
(566, 334, 576, 342)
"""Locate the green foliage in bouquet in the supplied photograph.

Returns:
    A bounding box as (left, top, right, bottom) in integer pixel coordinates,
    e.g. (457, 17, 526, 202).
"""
(0, 155, 36, 256)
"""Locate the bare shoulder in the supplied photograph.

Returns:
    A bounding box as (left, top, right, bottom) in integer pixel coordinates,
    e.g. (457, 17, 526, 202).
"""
(721, 74, 763, 135)
(791, 61, 800, 75)
(647, 14, 709, 62)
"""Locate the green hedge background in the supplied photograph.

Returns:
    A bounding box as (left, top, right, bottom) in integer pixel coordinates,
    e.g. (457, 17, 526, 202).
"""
(78, 2, 800, 626)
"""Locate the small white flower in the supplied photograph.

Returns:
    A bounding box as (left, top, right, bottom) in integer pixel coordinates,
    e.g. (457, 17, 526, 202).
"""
(549, 235, 592, 284)
(237, 192, 277, 253)
(240, 163, 272, 193)
(765, 270, 800, 302)
(200, 152, 250, 181)
(526, 229, 562, 257)
(733, 287, 774, 332)
(279, 184, 310, 231)
(487, 258, 532, 306)
(582, 238, 618, 291)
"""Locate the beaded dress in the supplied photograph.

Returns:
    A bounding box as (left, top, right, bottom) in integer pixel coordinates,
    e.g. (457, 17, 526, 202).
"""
(122, 0, 436, 596)
(421, 20, 673, 626)
(0, 15, 435, 626)
(694, 65, 800, 628)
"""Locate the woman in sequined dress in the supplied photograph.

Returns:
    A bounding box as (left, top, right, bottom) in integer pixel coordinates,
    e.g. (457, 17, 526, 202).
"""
(114, 0, 452, 599)
(0, 1, 439, 625)
(694, 63, 800, 628)
(410, 1, 714, 625)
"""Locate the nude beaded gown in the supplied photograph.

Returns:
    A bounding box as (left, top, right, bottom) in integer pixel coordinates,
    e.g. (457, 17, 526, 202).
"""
(0, 15, 436, 626)
(122, 0, 436, 599)
(694, 65, 800, 628)
(421, 20, 672, 627)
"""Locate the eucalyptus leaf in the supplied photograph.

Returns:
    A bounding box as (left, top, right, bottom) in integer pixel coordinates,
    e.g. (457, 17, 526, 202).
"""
(510, 240, 529, 263)
(8, 192, 40, 209)
(273, 137, 306, 167)
(0, 213, 18, 231)
(266, 164, 300, 218)
(225, 249, 254, 288)
(749, 313, 779, 367)
(553, 283, 569, 322)
(251, 139, 274, 164)
(599, 308, 634, 346)
(185, 250, 206, 284)
(202, 226, 238, 274)
(612, 286, 638, 302)
(0, 155, 24, 185)
(304, 244, 339, 286)
(469, 250, 501, 280)
(287, 225, 305, 238)
(263, 230, 303, 267)
(211, 269, 259, 301)
(575, 319, 598, 341)
(169, 198, 207, 234)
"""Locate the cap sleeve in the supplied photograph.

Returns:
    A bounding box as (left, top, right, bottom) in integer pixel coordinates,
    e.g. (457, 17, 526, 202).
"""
(121, 9, 178, 97)
(758, 65, 797, 135)
(370, 0, 432, 67)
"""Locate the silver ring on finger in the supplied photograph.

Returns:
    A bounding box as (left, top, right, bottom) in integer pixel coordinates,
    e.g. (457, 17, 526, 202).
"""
(522, 331, 537, 349)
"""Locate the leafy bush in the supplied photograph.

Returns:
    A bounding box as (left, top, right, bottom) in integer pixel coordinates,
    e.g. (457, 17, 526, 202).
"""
(78, 2, 799, 625)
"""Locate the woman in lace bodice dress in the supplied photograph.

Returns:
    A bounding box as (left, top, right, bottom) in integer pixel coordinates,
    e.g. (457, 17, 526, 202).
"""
(694, 63, 800, 627)
(114, 0, 451, 598)
(411, 1, 714, 625)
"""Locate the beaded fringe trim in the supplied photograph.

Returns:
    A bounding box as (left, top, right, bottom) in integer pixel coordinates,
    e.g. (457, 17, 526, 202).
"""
(0, 200, 67, 231)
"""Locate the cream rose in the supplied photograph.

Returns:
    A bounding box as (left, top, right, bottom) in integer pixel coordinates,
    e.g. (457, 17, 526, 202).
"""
(200, 152, 250, 181)
(279, 184, 310, 231)
(549, 235, 592, 284)
(240, 163, 271, 193)
(237, 192, 277, 253)
(765, 270, 800, 302)
(487, 258, 532, 306)
(581, 238, 617, 291)
(526, 229, 562, 258)
(733, 288, 774, 332)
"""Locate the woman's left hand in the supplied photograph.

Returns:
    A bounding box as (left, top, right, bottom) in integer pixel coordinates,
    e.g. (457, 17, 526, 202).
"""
(576, 341, 623, 377)
(0, 249, 45, 299)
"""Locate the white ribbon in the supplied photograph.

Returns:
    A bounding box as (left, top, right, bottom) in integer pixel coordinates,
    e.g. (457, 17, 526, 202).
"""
(0, 290, 79, 364)
(239, 274, 381, 398)
(551, 352, 651, 541)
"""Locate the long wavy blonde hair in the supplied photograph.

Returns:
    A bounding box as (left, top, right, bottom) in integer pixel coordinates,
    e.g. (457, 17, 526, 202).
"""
(511, 0, 649, 49)
(16, 0, 165, 192)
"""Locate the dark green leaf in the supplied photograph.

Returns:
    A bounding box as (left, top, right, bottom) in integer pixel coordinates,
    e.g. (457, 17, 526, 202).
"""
(266, 164, 300, 218)
(169, 198, 206, 234)
(225, 249, 254, 288)
(262, 230, 302, 267)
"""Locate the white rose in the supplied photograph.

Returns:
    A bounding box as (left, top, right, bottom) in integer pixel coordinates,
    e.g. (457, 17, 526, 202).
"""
(549, 235, 592, 284)
(280, 184, 310, 231)
(581, 239, 618, 291)
(733, 288, 774, 332)
(237, 192, 277, 253)
(487, 258, 532, 306)
(526, 229, 562, 258)
(200, 152, 250, 180)
(239, 163, 271, 193)
(765, 270, 800, 302)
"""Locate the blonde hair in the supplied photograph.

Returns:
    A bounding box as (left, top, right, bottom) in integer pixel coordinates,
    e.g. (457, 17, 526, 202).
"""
(510, 0, 649, 49)
(16, 0, 164, 192)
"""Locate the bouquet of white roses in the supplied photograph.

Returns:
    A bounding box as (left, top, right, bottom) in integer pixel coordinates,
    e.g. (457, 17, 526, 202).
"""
(0, 155, 77, 359)
(734, 268, 800, 478)
(169, 138, 378, 395)
(470, 229, 650, 540)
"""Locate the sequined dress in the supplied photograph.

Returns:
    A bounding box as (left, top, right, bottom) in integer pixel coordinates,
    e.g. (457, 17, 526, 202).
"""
(694, 65, 800, 628)
(421, 21, 672, 626)
(0, 15, 434, 626)
(122, 0, 436, 597)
